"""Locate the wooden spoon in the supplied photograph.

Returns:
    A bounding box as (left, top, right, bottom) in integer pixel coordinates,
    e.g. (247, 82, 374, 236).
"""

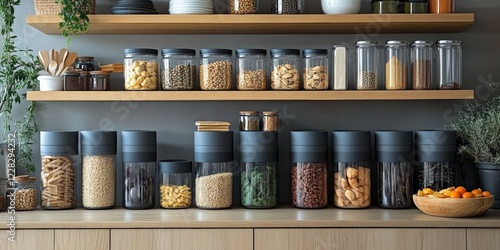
(58, 48, 68, 66)
(49, 48, 55, 62)
(63, 52, 78, 69)
(56, 51, 69, 76)
(48, 60, 57, 76)
(38, 50, 50, 71)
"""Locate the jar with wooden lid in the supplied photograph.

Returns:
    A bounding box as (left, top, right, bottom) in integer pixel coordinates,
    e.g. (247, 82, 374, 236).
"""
(124, 48, 159, 90)
(14, 176, 37, 211)
(262, 111, 279, 131)
(90, 71, 110, 91)
(75, 56, 95, 71)
(239, 111, 260, 131)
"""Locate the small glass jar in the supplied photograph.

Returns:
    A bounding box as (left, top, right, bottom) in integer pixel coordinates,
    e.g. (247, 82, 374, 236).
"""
(411, 40, 433, 90)
(75, 56, 95, 71)
(436, 40, 462, 90)
(194, 131, 234, 209)
(0, 178, 7, 212)
(40, 131, 79, 210)
(270, 49, 301, 90)
(371, 0, 400, 14)
(200, 49, 233, 90)
(429, 0, 453, 14)
(90, 71, 111, 91)
(229, 0, 258, 14)
(122, 130, 157, 210)
(271, 0, 304, 14)
(404, 0, 428, 13)
(79, 71, 91, 91)
(124, 48, 159, 91)
(290, 131, 328, 209)
(236, 49, 267, 90)
(303, 49, 329, 90)
(262, 111, 279, 131)
(63, 71, 81, 91)
(356, 41, 379, 90)
(385, 40, 409, 90)
(159, 160, 192, 209)
(239, 111, 260, 131)
(161, 49, 196, 90)
(14, 176, 37, 211)
(81, 131, 117, 209)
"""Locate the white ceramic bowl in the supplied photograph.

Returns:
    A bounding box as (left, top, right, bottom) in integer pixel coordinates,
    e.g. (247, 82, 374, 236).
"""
(321, 0, 361, 14)
(38, 75, 63, 91)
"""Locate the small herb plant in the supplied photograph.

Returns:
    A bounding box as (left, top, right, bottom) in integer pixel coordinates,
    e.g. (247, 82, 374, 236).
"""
(56, 0, 92, 46)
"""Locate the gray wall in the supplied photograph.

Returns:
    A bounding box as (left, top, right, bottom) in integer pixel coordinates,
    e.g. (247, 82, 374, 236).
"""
(8, 0, 500, 205)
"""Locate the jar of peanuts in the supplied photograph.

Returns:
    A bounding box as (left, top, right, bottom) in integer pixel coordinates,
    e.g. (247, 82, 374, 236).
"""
(40, 131, 79, 210)
(270, 49, 301, 90)
(158, 160, 192, 209)
(14, 176, 37, 211)
(124, 48, 159, 90)
(332, 131, 371, 209)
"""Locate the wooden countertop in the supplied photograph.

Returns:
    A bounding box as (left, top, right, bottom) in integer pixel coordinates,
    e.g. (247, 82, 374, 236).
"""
(2, 207, 499, 229)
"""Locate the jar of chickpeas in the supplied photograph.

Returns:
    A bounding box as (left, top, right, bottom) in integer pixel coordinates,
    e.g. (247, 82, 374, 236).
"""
(124, 48, 159, 90)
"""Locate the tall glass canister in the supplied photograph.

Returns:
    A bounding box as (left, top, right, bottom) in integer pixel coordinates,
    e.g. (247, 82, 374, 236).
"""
(290, 131, 328, 208)
(81, 131, 117, 209)
(240, 131, 278, 209)
(121, 130, 156, 209)
(195, 131, 234, 209)
(385, 40, 409, 90)
(159, 160, 192, 209)
(436, 40, 462, 89)
(375, 130, 413, 209)
(411, 40, 433, 90)
(356, 41, 379, 90)
(40, 131, 78, 210)
(332, 131, 371, 208)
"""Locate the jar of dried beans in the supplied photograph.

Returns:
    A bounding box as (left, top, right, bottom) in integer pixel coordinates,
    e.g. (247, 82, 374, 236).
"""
(159, 160, 192, 209)
(161, 48, 196, 90)
(14, 176, 37, 211)
(236, 49, 267, 90)
(302, 49, 329, 90)
(200, 49, 233, 90)
(355, 41, 379, 90)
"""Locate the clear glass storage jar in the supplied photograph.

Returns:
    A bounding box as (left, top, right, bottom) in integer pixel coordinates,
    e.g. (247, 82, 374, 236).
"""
(356, 41, 379, 90)
(429, 0, 453, 13)
(411, 40, 433, 90)
(385, 40, 409, 90)
(14, 176, 37, 211)
(270, 49, 301, 90)
(90, 71, 110, 91)
(194, 131, 234, 209)
(302, 49, 329, 90)
(262, 111, 279, 131)
(375, 131, 413, 209)
(371, 0, 400, 14)
(121, 130, 157, 209)
(40, 131, 79, 210)
(63, 71, 81, 91)
(239, 111, 260, 131)
(271, 0, 304, 14)
(290, 131, 328, 209)
(200, 49, 233, 90)
(124, 48, 159, 90)
(230, 0, 258, 14)
(161, 49, 196, 90)
(79, 71, 91, 91)
(240, 131, 278, 209)
(81, 131, 117, 209)
(332, 131, 371, 208)
(236, 49, 267, 90)
(159, 160, 192, 209)
(0, 178, 6, 212)
(404, 0, 428, 13)
(75, 56, 95, 71)
(436, 40, 462, 90)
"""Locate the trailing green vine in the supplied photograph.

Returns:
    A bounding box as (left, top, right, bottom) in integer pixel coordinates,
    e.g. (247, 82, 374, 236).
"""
(56, 0, 92, 47)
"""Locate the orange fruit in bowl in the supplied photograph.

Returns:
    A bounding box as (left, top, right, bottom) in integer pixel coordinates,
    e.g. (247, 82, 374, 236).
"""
(471, 189, 482, 195)
(455, 186, 466, 195)
(483, 191, 492, 197)
(449, 190, 461, 198)
(462, 192, 474, 198)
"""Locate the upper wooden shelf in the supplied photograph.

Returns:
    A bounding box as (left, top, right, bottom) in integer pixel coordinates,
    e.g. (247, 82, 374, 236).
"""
(26, 90, 474, 102)
(26, 14, 475, 35)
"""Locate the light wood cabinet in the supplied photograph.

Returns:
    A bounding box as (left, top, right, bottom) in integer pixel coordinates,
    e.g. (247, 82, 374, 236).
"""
(55, 229, 109, 250)
(0, 230, 54, 250)
(467, 229, 500, 250)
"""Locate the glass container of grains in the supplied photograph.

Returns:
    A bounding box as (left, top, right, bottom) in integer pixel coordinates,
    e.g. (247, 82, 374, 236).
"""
(290, 131, 328, 209)
(332, 131, 371, 208)
(14, 176, 37, 211)
(159, 160, 192, 209)
(161, 49, 196, 90)
(229, 0, 258, 14)
(40, 131, 79, 210)
(270, 49, 301, 90)
(90, 71, 111, 91)
(436, 40, 462, 90)
(411, 40, 433, 90)
(81, 131, 117, 209)
(239, 111, 260, 131)
(200, 49, 233, 90)
(124, 48, 159, 90)
(63, 71, 81, 91)
(375, 130, 413, 209)
(194, 131, 234, 209)
(79, 71, 91, 91)
(272, 0, 304, 14)
(302, 49, 329, 90)
(385, 40, 409, 90)
(262, 111, 279, 131)
(121, 130, 157, 210)
(0, 179, 7, 212)
(240, 131, 278, 208)
(235, 49, 267, 90)
(355, 41, 379, 90)
(75, 56, 95, 71)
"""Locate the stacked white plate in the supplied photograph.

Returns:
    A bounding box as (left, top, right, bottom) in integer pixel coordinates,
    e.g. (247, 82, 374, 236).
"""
(169, 0, 213, 14)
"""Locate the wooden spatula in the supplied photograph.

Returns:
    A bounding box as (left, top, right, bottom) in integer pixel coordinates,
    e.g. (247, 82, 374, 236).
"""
(38, 50, 50, 71)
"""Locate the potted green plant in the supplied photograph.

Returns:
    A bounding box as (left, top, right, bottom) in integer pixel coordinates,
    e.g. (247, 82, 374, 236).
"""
(55, 0, 94, 46)
(446, 96, 500, 209)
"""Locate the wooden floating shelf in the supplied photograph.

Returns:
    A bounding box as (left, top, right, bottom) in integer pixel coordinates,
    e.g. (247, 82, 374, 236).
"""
(27, 90, 474, 102)
(26, 14, 475, 35)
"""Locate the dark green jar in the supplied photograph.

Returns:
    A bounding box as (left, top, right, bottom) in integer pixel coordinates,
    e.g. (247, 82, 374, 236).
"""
(371, 0, 400, 14)
(404, 1, 428, 13)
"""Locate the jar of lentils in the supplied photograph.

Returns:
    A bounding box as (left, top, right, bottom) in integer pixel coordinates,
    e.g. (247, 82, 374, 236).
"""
(236, 49, 267, 90)
(200, 49, 233, 90)
(124, 48, 159, 91)
(161, 49, 196, 90)
(270, 49, 301, 90)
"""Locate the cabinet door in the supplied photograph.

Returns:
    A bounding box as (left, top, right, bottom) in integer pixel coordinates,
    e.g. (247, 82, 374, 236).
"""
(55, 229, 110, 250)
(0, 230, 54, 250)
(467, 229, 500, 250)
(110, 229, 252, 250)
(255, 228, 466, 250)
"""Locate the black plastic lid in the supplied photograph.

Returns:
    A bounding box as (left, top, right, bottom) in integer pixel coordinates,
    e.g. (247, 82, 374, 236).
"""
(303, 49, 328, 56)
(161, 48, 196, 56)
(290, 131, 327, 163)
(415, 130, 456, 162)
(236, 49, 267, 56)
(200, 49, 232, 56)
(159, 160, 192, 173)
(332, 131, 371, 162)
(121, 130, 157, 162)
(375, 131, 413, 162)
(40, 131, 79, 155)
(270, 49, 300, 56)
(194, 131, 233, 162)
(81, 131, 117, 155)
(124, 48, 158, 55)
(240, 131, 278, 163)
(121, 130, 157, 146)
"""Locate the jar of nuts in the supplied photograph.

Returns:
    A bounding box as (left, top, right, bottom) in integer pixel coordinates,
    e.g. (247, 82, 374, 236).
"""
(81, 131, 117, 210)
(40, 131, 79, 210)
(14, 176, 37, 211)
(355, 41, 379, 90)
(200, 49, 233, 90)
(229, 0, 258, 14)
(290, 131, 328, 209)
(161, 49, 197, 90)
(239, 111, 260, 131)
(270, 49, 301, 90)
(235, 49, 267, 90)
(124, 48, 159, 90)
(332, 131, 371, 209)
(303, 49, 329, 90)
(0, 178, 8, 212)
(159, 160, 192, 209)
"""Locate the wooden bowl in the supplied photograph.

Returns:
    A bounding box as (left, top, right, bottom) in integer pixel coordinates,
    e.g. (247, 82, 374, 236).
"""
(413, 195, 494, 218)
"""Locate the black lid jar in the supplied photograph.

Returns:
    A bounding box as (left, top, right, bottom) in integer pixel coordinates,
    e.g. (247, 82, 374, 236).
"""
(124, 48, 159, 91)
(270, 49, 301, 90)
(160, 48, 196, 91)
(158, 160, 193, 209)
(235, 49, 267, 90)
(199, 49, 233, 91)
(302, 49, 329, 90)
